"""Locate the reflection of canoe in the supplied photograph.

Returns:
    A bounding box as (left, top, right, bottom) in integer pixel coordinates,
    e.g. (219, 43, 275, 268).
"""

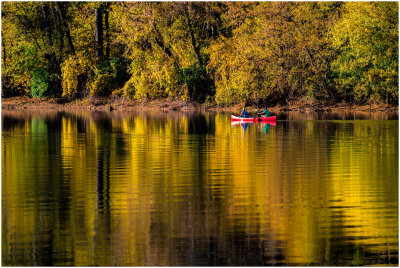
(260, 121, 276, 126)
(231, 121, 276, 126)
(231, 115, 276, 122)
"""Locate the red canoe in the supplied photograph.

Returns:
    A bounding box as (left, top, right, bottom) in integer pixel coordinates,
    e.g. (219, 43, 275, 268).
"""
(231, 121, 276, 126)
(231, 115, 276, 122)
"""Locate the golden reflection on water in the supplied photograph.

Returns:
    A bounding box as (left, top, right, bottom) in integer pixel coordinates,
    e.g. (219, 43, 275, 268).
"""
(2, 110, 398, 266)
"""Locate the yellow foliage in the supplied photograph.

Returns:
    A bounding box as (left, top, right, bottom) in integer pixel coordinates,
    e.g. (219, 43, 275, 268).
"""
(61, 53, 95, 97)
(91, 73, 115, 96)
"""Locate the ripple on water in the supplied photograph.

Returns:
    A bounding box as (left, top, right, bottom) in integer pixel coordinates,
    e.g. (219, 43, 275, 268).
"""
(1, 111, 398, 266)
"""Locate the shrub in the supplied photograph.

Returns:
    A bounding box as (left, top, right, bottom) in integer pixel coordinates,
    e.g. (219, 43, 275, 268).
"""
(91, 73, 115, 96)
(91, 57, 131, 96)
(61, 53, 94, 98)
(30, 69, 50, 97)
(122, 77, 136, 99)
(124, 52, 183, 100)
(179, 63, 214, 102)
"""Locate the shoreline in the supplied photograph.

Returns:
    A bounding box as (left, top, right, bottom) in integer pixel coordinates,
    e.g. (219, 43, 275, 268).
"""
(1, 96, 398, 114)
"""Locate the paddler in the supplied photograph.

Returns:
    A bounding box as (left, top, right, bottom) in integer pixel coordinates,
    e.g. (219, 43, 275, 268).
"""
(240, 107, 249, 118)
(258, 106, 270, 118)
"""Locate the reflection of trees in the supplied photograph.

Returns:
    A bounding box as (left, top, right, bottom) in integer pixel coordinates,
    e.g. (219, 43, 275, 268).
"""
(277, 110, 398, 120)
(2, 110, 398, 266)
(272, 119, 398, 265)
(2, 113, 67, 265)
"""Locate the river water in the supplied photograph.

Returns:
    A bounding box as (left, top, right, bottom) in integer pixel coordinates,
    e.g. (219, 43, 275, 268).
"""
(2, 109, 398, 266)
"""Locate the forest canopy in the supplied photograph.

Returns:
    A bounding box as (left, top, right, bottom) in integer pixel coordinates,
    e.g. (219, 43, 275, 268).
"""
(1, 2, 398, 106)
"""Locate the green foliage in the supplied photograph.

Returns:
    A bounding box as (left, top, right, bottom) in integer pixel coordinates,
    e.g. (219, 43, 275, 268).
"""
(331, 2, 398, 104)
(1, 43, 36, 96)
(1, 3, 43, 95)
(91, 57, 131, 96)
(30, 69, 50, 97)
(29, 68, 61, 98)
(2, 2, 69, 97)
(179, 63, 214, 102)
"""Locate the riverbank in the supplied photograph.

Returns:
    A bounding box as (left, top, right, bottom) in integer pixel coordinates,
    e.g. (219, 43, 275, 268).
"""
(1, 96, 398, 114)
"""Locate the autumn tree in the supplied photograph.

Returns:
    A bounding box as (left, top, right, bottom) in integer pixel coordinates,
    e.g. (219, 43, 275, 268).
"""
(113, 2, 221, 101)
(1, 2, 70, 97)
(331, 2, 398, 104)
(1, 2, 398, 106)
(60, 2, 130, 98)
(207, 2, 341, 106)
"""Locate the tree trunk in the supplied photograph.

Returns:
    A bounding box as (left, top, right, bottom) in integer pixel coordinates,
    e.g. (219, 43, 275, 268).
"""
(95, 7, 103, 59)
(49, 3, 64, 62)
(2, 38, 6, 66)
(104, 3, 110, 59)
(149, 19, 173, 58)
(41, 4, 57, 71)
(55, 2, 75, 55)
(183, 3, 203, 66)
(147, 5, 179, 69)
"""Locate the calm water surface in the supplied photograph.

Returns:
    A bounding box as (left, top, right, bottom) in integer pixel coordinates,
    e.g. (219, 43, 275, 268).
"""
(2, 110, 398, 266)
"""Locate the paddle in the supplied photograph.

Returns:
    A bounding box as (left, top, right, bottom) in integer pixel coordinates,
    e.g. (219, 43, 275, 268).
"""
(256, 109, 262, 121)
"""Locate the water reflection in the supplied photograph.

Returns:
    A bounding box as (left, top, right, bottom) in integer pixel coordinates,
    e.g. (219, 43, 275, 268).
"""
(2, 110, 398, 266)
(231, 121, 275, 134)
(277, 110, 398, 120)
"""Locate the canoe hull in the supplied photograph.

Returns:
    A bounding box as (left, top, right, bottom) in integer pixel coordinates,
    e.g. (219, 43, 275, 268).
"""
(231, 121, 276, 126)
(231, 115, 276, 122)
